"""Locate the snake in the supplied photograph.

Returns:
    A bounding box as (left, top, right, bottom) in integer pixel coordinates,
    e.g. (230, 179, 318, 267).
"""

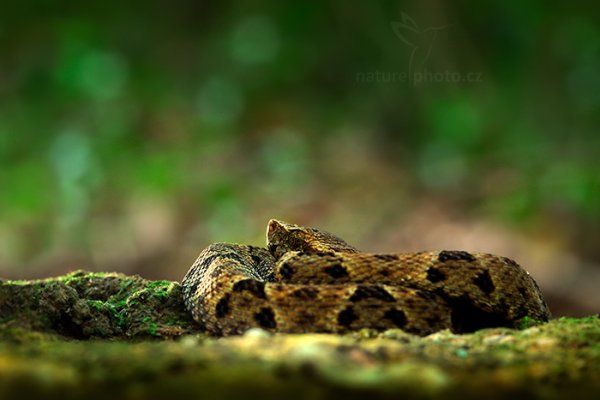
(181, 219, 551, 336)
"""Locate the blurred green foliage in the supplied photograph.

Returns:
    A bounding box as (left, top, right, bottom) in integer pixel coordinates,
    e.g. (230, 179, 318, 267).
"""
(0, 1, 599, 276)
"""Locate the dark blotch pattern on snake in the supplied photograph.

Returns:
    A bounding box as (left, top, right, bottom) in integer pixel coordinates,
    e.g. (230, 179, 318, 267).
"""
(181, 220, 551, 336)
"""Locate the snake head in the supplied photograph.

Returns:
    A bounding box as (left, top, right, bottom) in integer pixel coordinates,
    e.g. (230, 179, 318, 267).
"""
(267, 219, 358, 258)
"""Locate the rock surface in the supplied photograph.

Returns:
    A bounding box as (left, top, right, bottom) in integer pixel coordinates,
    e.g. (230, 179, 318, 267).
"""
(0, 271, 599, 399)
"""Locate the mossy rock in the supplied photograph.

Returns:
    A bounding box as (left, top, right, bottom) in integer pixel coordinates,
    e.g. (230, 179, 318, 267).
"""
(0, 270, 195, 340)
(1, 272, 599, 399)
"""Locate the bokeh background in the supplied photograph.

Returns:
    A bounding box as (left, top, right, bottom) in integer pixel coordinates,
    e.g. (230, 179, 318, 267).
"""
(1, 1, 598, 317)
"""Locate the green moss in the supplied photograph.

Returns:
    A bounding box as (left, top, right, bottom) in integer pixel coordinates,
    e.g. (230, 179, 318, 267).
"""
(88, 299, 105, 311)
(0, 317, 599, 399)
(140, 316, 159, 336)
(145, 280, 174, 300)
(145, 280, 171, 290)
(148, 322, 158, 336)
(515, 315, 548, 329)
(558, 315, 599, 324)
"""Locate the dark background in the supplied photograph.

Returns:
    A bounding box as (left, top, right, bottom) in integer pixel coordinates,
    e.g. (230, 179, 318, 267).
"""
(1, 1, 598, 317)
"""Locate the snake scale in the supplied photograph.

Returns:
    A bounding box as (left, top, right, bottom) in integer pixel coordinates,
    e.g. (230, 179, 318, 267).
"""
(181, 219, 550, 336)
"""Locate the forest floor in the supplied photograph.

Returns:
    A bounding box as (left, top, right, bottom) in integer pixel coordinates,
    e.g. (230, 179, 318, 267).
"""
(1, 271, 599, 400)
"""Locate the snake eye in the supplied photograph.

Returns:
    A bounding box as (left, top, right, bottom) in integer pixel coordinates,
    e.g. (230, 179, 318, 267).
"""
(268, 220, 280, 234)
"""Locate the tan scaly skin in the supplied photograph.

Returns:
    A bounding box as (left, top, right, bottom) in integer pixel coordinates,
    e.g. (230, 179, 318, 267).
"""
(181, 219, 551, 336)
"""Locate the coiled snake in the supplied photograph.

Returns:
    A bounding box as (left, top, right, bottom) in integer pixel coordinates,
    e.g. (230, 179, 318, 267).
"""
(181, 220, 550, 336)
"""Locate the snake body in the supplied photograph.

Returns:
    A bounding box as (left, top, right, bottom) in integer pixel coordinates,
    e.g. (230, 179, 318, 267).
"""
(181, 220, 550, 336)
